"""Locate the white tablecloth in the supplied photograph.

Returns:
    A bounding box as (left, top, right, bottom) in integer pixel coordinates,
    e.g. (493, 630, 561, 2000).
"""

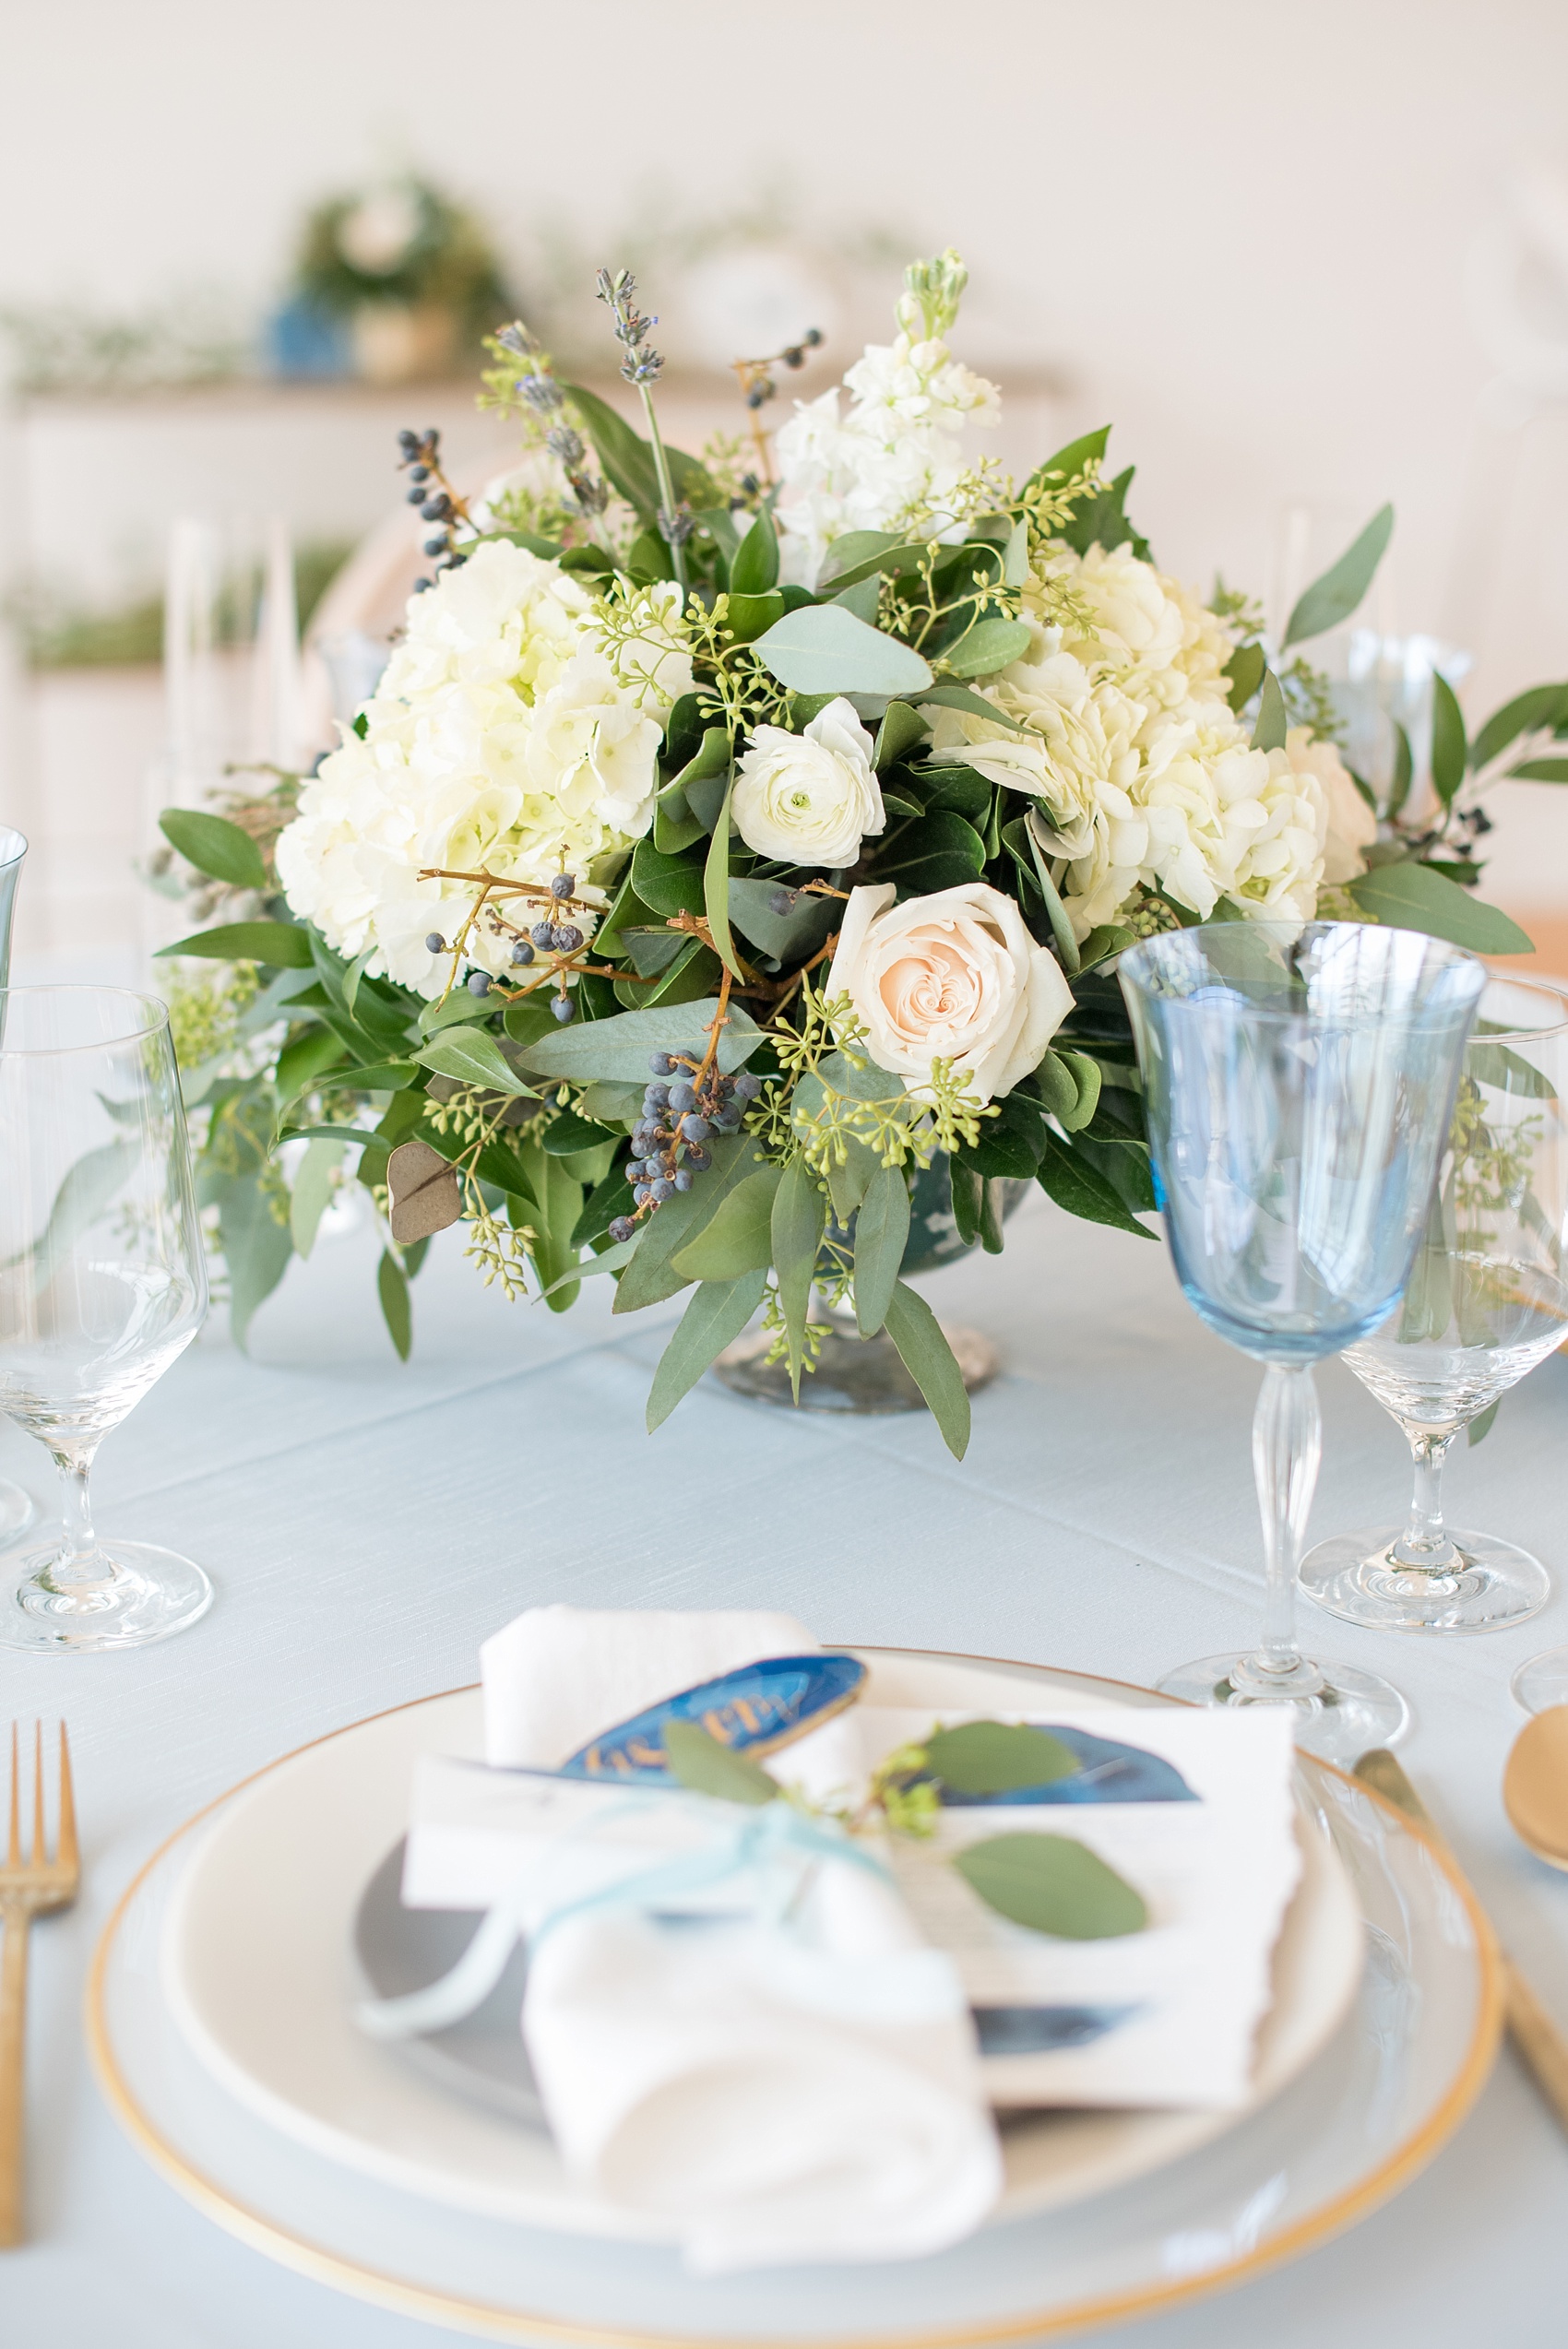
(5, 1188, 1568, 2346)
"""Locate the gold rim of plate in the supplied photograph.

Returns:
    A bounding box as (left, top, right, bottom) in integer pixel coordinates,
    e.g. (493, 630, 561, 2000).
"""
(84, 1651, 1505, 2349)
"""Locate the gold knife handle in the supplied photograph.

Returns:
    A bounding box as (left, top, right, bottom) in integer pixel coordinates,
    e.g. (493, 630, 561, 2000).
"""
(1354, 1748, 1568, 2140)
(0, 1907, 30, 2248)
(1503, 1957, 1568, 2136)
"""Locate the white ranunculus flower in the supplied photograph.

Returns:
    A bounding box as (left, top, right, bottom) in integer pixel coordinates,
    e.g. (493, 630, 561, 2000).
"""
(732, 699, 885, 869)
(276, 540, 685, 997)
(826, 881, 1073, 1104)
(1281, 726, 1376, 884)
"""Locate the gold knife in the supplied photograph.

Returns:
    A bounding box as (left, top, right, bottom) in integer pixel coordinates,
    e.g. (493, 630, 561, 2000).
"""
(1355, 1746, 1568, 2137)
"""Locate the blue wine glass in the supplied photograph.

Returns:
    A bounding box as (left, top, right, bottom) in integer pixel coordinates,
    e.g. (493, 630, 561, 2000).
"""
(1120, 921, 1485, 1762)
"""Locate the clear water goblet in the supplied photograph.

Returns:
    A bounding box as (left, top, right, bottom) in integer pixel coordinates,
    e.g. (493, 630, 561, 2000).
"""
(0, 988, 210, 1652)
(1121, 921, 1485, 1762)
(1301, 975, 1568, 1632)
(0, 825, 35, 1545)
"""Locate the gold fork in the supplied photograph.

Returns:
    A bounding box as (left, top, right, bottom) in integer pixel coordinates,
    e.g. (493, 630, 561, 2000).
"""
(0, 1725, 78, 2248)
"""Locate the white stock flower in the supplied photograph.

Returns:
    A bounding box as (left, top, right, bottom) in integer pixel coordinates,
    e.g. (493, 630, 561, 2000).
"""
(276, 540, 683, 997)
(826, 880, 1073, 1104)
(774, 321, 1000, 587)
(732, 699, 885, 869)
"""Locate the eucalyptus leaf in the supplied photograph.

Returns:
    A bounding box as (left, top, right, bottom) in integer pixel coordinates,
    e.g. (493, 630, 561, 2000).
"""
(157, 920, 314, 967)
(290, 1136, 344, 1259)
(771, 1157, 827, 1398)
(1470, 683, 1568, 772)
(882, 1280, 970, 1459)
(953, 1833, 1147, 1939)
(672, 1165, 781, 1280)
(377, 1249, 412, 1361)
(1224, 640, 1265, 715)
(662, 1721, 778, 1806)
(220, 1173, 293, 1351)
(852, 1161, 910, 1335)
(943, 617, 1033, 679)
(159, 809, 267, 891)
(1430, 671, 1467, 809)
(703, 775, 745, 980)
(413, 1029, 534, 1097)
(925, 1721, 1078, 1794)
(1467, 1398, 1501, 1447)
(1281, 504, 1395, 647)
(868, 809, 986, 895)
(519, 1002, 765, 1083)
(1510, 759, 1568, 784)
(752, 603, 934, 698)
(612, 1134, 766, 1313)
(916, 681, 1027, 732)
(1250, 670, 1289, 753)
(726, 878, 837, 964)
(831, 575, 882, 623)
(1345, 861, 1531, 954)
(1385, 720, 1415, 822)
(647, 1268, 769, 1430)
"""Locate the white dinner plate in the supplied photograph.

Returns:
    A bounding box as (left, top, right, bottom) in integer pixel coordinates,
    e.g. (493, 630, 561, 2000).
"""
(90, 1651, 1502, 2346)
(158, 1652, 1360, 2236)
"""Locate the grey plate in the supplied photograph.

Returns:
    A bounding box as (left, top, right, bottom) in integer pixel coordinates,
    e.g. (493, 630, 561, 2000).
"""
(353, 1841, 546, 2127)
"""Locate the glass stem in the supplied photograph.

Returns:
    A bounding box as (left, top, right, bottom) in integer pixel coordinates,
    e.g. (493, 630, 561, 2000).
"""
(1391, 1430, 1459, 1570)
(1252, 1363, 1322, 1680)
(46, 1444, 107, 1591)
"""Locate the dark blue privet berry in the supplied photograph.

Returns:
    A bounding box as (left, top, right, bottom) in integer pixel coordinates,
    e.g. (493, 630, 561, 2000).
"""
(732, 1072, 762, 1099)
(552, 924, 583, 953)
(467, 971, 492, 996)
(424, 932, 445, 954)
(406, 485, 427, 504)
(644, 1083, 669, 1109)
(422, 537, 448, 558)
(649, 1052, 673, 1075)
(683, 1145, 711, 1172)
(551, 995, 576, 1024)
(608, 1216, 636, 1243)
(673, 1168, 694, 1192)
(634, 1184, 654, 1207)
(679, 1114, 710, 1142)
(650, 1178, 675, 1203)
(551, 872, 576, 898)
(412, 577, 434, 592)
(409, 464, 431, 483)
(667, 1081, 696, 1112)
(712, 1106, 741, 1132)
(510, 941, 534, 966)
(531, 921, 555, 948)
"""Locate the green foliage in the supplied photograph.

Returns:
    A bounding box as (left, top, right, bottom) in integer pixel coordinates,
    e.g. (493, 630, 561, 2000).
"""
(647, 1270, 769, 1431)
(377, 1250, 412, 1360)
(953, 1833, 1147, 1939)
(851, 1162, 911, 1336)
(882, 1281, 970, 1459)
(1345, 861, 1531, 953)
(662, 1721, 778, 1805)
(924, 1721, 1078, 1794)
(1250, 670, 1289, 753)
(752, 603, 935, 697)
(159, 810, 267, 892)
(159, 921, 314, 967)
(1430, 672, 1467, 809)
(1281, 504, 1394, 647)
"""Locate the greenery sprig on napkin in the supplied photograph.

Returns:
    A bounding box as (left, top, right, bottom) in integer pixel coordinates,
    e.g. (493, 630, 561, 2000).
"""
(665, 1717, 1148, 1942)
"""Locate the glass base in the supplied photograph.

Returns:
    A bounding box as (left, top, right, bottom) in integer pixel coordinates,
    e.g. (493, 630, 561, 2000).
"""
(1155, 1650, 1409, 1765)
(712, 1322, 1000, 1414)
(0, 1540, 212, 1653)
(0, 1479, 36, 1545)
(1299, 1525, 1550, 1633)
(1512, 1649, 1568, 1714)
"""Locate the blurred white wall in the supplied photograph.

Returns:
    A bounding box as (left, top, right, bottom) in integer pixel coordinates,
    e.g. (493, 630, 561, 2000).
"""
(3, 0, 1568, 954)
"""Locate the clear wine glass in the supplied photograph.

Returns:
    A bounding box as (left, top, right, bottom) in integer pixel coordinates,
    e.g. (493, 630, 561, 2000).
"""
(0, 825, 36, 1545)
(1121, 921, 1485, 1762)
(0, 989, 210, 1652)
(1301, 975, 1568, 1632)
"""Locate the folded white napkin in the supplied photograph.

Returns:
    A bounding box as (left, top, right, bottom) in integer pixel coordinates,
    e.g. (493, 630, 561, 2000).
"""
(436, 1605, 1002, 2272)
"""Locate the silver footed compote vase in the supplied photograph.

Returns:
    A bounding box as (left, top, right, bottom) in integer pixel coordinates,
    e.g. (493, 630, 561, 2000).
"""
(1301, 974, 1568, 1633)
(0, 988, 210, 1652)
(1120, 921, 1485, 1763)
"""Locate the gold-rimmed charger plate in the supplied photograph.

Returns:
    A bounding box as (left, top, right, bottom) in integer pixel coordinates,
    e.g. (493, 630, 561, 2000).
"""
(89, 1650, 1502, 2346)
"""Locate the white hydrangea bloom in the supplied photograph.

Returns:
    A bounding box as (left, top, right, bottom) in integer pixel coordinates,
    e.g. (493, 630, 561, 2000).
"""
(276, 540, 689, 997)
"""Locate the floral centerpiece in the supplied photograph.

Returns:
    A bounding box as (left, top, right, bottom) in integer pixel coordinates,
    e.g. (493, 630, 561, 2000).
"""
(160, 251, 1567, 1454)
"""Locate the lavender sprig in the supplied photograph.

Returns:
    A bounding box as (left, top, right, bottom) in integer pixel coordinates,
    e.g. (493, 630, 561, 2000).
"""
(595, 266, 687, 592)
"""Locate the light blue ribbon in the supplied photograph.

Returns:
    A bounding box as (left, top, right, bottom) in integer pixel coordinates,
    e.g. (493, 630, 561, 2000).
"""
(356, 1796, 892, 2043)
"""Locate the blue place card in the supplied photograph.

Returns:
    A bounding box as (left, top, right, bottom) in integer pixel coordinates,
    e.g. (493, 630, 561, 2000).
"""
(937, 1725, 1197, 1806)
(558, 1653, 867, 1781)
